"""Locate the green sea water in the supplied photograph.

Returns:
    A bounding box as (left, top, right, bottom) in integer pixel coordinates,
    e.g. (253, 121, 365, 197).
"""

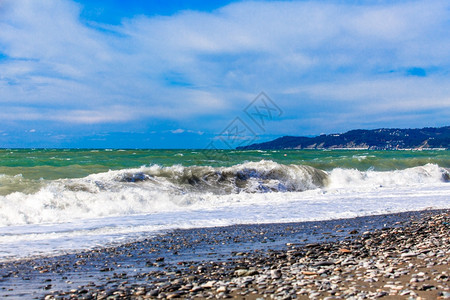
(1, 148, 448, 182)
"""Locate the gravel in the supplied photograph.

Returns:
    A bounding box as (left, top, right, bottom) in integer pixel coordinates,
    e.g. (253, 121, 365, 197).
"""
(0, 209, 448, 299)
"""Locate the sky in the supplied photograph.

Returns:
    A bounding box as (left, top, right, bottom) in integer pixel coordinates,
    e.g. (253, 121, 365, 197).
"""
(0, 0, 449, 148)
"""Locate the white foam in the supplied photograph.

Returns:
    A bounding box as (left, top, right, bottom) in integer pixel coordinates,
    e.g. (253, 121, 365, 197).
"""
(328, 163, 448, 189)
(0, 163, 448, 227)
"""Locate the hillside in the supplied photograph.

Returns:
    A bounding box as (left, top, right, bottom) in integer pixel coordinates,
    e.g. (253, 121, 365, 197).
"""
(237, 126, 450, 150)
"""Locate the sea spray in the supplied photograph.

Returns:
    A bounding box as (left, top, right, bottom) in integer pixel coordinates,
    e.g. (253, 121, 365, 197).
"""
(0, 161, 448, 227)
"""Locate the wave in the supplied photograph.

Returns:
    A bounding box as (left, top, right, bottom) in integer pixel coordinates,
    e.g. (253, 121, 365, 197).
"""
(60, 161, 449, 194)
(328, 163, 449, 189)
(136, 161, 326, 192)
(0, 161, 448, 226)
(59, 160, 328, 195)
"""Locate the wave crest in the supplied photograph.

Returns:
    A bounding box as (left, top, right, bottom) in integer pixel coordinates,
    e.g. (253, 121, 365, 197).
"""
(132, 161, 329, 194)
(0, 162, 448, 227)
(328, 163, 449, 189)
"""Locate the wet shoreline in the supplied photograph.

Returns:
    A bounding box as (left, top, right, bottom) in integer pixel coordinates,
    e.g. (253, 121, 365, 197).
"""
(0, 209, 448, 299)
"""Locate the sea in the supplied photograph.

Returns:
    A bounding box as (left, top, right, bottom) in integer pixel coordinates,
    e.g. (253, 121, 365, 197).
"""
(0, 149, 449, 262)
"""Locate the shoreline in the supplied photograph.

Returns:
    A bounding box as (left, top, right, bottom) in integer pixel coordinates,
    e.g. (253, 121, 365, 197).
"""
(0, 209, 448, 299)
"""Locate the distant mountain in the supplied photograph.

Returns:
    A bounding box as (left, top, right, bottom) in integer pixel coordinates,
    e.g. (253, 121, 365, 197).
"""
(237, 126, 450, 150)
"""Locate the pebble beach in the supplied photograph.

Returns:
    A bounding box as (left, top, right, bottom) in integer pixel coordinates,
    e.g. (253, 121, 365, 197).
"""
(1, 0, 450, 297)
(0, 209, 448, 299)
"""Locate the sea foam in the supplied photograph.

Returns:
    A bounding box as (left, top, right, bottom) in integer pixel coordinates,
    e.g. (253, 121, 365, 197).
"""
(0, 161, 448, 227)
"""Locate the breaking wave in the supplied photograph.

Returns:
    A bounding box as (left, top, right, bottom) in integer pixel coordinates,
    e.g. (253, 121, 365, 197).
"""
(328, 163, 449, 189)
(0, 161, 448, 226)
(115, 160, 329, 193)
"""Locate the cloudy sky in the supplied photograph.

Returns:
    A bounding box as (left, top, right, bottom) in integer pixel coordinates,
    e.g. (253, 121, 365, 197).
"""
(0, 0, 449, 148)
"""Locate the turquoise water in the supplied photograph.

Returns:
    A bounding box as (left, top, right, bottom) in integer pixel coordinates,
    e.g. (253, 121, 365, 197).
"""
(1, 148, 448, 181)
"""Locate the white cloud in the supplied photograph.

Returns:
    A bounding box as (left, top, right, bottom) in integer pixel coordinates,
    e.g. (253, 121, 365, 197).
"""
(0, 0, 449, 134)
(171, 129, 185, 134)
(170, 129, 205, 135)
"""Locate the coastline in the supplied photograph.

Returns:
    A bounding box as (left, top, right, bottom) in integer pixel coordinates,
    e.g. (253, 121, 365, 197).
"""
(0, 209, 448, 299)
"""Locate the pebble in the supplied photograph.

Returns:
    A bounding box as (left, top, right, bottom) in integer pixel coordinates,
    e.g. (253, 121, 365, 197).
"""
(270, 269, 282, 279)
(201, 280, 216, 289)
(2, 210, 449, 300)
(216, 286, 227, 293)
(401, 252, 419, 258)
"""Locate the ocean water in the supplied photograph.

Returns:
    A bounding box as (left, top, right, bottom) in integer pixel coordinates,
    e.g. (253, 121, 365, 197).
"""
(0, 149, 449, 261)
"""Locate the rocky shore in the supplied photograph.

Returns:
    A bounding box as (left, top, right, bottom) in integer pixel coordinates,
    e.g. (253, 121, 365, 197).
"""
(1, 210, 449, 299)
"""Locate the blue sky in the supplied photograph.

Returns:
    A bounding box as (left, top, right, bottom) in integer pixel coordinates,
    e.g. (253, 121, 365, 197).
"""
(0, 0, 449, 148)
